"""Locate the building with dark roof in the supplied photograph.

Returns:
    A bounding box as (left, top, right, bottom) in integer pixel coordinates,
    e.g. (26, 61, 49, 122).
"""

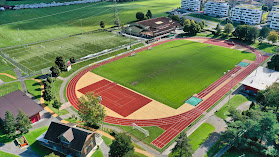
(122, 17, 179, 38)
(0, 90, 44, 123)
(37, 121, 96, 157)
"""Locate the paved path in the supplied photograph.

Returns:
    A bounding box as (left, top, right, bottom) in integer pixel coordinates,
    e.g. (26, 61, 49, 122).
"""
(14, 68, 27, 93)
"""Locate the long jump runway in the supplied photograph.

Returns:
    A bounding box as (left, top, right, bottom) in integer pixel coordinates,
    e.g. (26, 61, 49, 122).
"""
(67, 37, 269, 149)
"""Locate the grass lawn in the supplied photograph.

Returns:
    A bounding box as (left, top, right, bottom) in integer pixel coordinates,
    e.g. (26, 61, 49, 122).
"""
(0, 151, 19, 157)
(25, 80, 42, 100)
(24, 126, 61, 156)
(215, 95, 249, 119)
(188, 123, 215, 151)
(101, 135, 113, 146)
(0, 0, 180, 48)
(120, 126, 165, 144)
(252, 42, 277, 54)
(135, 152, 148, 157)
(92, 40, 255, 108)
(91, 147, 103, 157)
(65, 117, 79, 123)
(1, 32, 135, 72)
(0, 81, 22, 97)
(0, 69, 17, 82)
(0, 57, 14, 73)
(188, 13, 223, 23)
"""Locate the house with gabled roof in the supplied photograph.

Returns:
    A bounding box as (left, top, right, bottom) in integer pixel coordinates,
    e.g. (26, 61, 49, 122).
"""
(37, 121, 96, 157)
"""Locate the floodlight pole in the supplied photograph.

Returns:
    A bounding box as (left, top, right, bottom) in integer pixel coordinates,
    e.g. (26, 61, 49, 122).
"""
(227, 74, 235, 107)
(59, 47, 62, 56)
(80, 19, 83, 34)
(49, 70, 56, 99)
(129, 28, 132, 49)
(17, 28, 23, 46)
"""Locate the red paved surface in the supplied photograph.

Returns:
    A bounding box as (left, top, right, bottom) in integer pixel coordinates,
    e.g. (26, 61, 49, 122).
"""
(67, 37, 268, 149)
(78, 79, 152, 117)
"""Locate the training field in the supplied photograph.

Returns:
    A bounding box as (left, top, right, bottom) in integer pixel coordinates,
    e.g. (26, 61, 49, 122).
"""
(1, 32, 134, 72)
(92, 40, 256, 109)
(0, 0, 180, 47)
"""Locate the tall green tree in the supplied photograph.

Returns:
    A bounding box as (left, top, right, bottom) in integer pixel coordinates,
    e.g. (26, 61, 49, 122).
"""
(109, 133, 134, 157)
(215, 24, 222, 36)
(146, 10, 152, 19)
(224, 23, 234, 34)
(171, 132, 193, 157)
(55, 56, 66, 71)
(136, 12, 145, 20)
(50, 65, 60, 78)
(16, 110, 32, 134)
(3, 111, 16, 138)
(268, 54, 279, 71)
(267, 31, 278, 45)
(171, 15, 180, 22)
(198, 20, 205, 30)
(52, 99, 62, 115)
(100, 21, 105, 29)
(233, 25, 259, 41)
(262, 5, 269, 12)
(256, 83, 279, 111)
(78, 93, 105, 126)
(43, 88, 54, 102)
(259, 25, 270, 43)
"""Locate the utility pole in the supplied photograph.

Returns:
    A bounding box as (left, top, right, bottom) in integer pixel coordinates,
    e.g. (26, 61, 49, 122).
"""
(17, 28, 23, 46)
(114, 0, 120, 27)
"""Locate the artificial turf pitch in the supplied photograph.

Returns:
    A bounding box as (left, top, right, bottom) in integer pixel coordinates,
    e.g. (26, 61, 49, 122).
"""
(92, 40, 256, 109)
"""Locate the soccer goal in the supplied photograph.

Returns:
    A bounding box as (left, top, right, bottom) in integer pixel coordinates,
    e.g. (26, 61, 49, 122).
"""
(132, 123, 149, 137)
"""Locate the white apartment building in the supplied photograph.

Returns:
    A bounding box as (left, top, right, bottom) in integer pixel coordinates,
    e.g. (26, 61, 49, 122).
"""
(230, 5, 263, 25)
(267, 6, 279, 30)
(204, 1, 229, 17)
(181, 0, 200, 12)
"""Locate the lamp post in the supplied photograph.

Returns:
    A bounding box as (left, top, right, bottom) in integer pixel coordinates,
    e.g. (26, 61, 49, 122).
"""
(227, 74, 235, 107)
(128, 28, 132, 49)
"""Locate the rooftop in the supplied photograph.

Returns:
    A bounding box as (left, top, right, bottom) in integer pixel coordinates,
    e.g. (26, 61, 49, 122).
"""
(0, 90, 44, 120)
(241, 66, 279, 90)
(235, 4, 260, 9)
(136, 17, 179, 28)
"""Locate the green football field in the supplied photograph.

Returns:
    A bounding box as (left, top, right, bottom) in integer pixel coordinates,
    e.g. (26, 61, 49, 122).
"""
(0, 0, 180, 47)
(92, 40, 256, 109)
(1, 32, 134, 72)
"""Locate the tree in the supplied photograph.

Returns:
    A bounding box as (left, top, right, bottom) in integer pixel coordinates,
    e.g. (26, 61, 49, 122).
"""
(259, 25, 270, 43)
(171, 131, 193, 157)
(50, 65, 60, 78)
(69, 57, 76, 63)
(16, 110, 32, 134)
(232, 25, 259, 41)
(268, 54, 279, 71)
(100, 21, 105, 29)
(246, 26, 259, 42)
(171, 15, 180, 22)
(78, 93, 105, 126)
(136, 12, 145, 20)
(3, 111, 16, 138)
(55, 56, 66, 71)
(52, 99, 62, 114)
(109, 133, 134, 157)
(46, 77, 53, 84)
(44, 152, 59, 157)
(267, 31, 278, 45)
(198, 21, 205, 30)
(256, 83, 279, 112)
(224, 23, 234, 34)
(43, 88, 54, 102)
(215, 24, 222, 36)
(44, 80, 52, 90)
(262, 5, 269, 12)
(146, 10, 152, 19)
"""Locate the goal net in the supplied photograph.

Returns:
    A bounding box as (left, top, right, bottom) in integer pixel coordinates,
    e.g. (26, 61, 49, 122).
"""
(132, 123, 149, 137)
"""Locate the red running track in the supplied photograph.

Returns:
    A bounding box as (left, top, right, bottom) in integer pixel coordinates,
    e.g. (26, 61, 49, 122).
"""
(66, 37, 268, 149)
(78, 79, 152, 117)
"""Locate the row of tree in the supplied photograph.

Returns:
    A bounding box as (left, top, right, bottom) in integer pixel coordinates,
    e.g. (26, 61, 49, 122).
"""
(136, 10, 152, 21)
(183, 19, 205, 35)
(2, 110, 32, 138)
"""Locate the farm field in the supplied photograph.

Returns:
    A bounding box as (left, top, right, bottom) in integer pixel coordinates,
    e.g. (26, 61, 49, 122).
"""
(92, 40, 256, 108)
(0, 0, 180, 47)
(1, 32, 135, 72)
